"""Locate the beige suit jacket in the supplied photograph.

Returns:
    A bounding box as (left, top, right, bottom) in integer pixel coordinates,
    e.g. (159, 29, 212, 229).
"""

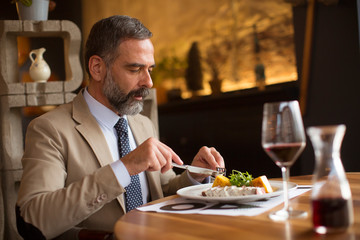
(17, 91, 193, 239)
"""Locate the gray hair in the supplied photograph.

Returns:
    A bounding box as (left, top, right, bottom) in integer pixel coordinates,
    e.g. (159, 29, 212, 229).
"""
(85, 15, 153, 76)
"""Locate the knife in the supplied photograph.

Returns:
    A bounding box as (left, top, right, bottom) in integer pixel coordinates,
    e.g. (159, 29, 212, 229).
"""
(172, 163, 226, 177)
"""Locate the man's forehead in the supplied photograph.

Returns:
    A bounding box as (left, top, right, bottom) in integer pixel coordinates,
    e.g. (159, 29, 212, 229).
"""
(118, 38, 153, 50)
(115, 39, 154, 64)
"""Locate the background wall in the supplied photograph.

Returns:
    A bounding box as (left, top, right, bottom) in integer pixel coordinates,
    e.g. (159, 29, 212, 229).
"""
(159, 0, 360, 178)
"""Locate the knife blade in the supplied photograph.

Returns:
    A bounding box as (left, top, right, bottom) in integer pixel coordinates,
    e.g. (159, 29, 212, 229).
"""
(172, 163, 225, 177)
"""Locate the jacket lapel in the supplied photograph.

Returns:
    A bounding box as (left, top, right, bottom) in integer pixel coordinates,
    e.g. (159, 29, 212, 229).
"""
(127, 115, 150, 144)
(72, 91, 114, 168)
(128, 115, 164, 200)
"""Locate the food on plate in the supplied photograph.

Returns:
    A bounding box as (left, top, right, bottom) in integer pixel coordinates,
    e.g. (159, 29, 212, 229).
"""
(202, 186, 265, 197)
(251, 175, 273, 193)
(229, 170, 253, 187)
(203, 170, 273, 197)
(212, 175, 231, 187)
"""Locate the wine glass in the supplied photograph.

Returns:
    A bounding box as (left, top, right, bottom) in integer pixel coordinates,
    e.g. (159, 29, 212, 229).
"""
(261, 100, 307, 221)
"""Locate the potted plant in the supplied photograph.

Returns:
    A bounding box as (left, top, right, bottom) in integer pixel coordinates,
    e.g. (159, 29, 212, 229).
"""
(205, 44, 226, 95)
(12, 0, 50, 21)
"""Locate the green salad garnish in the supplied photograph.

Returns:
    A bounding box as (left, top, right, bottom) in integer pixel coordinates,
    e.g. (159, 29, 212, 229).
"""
(229, 170, 253, 187)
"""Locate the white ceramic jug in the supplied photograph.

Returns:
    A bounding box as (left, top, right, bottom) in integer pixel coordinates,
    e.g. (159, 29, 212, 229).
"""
(29, 48, 51, 82)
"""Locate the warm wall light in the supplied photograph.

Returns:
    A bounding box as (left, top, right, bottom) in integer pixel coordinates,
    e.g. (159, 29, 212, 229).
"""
(284, 0, 307, 6)
(284, 0, 339, 6)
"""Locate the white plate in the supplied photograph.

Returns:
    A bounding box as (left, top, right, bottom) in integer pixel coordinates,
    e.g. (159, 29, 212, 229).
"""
(177, 180, 297, 203)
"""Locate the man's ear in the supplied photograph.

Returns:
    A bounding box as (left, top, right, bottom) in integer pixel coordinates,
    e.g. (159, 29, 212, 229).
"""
(88, 55, 106, 81)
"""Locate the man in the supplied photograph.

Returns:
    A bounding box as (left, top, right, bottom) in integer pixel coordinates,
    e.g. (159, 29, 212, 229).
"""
(16, 15, 224, 239)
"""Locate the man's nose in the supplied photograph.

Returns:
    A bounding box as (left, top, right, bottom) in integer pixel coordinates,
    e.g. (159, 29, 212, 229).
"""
(141, 70, 153, 88)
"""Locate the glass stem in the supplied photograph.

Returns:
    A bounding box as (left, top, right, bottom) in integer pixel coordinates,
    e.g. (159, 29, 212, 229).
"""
(281, 166, 290, 212)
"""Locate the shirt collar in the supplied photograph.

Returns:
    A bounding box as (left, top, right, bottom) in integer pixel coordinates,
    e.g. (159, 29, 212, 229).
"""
(83, 88, 126, 129)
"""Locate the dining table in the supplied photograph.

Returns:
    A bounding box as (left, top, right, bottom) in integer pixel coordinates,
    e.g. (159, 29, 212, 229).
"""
(114, 173, 360, 240)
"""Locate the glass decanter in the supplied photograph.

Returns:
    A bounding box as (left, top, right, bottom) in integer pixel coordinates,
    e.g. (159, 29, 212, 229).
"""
(307, 124, 353, 234)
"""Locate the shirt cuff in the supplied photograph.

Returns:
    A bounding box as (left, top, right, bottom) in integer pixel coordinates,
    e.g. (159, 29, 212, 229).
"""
(110, 160, 131, 187)
(186, 170, 211, 184)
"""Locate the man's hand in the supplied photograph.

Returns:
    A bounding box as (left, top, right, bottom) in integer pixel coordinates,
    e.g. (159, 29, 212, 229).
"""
(121, 137, 183, 175)
(190, 146, 225, 182)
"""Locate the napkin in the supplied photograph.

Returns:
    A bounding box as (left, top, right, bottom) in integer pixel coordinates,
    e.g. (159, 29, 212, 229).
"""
(137, 186, 311, 216)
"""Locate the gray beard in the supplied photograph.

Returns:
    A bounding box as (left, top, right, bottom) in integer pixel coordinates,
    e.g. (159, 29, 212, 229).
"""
(102, 70, 149, 116)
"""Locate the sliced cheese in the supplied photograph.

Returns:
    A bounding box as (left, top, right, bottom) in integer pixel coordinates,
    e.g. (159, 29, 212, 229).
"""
(251, 175, 273, 193)
(212, 175, 231, 187)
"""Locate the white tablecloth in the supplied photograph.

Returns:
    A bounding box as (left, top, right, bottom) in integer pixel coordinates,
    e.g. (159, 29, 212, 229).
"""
(137, 186, 311, 216)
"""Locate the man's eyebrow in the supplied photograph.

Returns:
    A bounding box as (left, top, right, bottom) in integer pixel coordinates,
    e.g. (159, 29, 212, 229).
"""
(125, 63, 156, 68)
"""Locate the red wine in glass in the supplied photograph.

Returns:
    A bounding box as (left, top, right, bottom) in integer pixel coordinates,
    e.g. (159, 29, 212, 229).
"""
(262, 101, 307, 221)
(264, 142, 305, 167)
(312, 198, 352, 234)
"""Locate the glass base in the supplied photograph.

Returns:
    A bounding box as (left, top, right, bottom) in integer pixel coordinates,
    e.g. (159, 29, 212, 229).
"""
(314, 226, 349, 235)
(269, 209, 308, 221)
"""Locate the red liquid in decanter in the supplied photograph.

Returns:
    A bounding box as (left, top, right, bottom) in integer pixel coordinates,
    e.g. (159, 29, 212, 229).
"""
(312, 197, 352, 232)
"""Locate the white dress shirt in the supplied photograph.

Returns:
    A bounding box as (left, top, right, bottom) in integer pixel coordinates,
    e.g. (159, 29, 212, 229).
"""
(83, 88, 149, 204)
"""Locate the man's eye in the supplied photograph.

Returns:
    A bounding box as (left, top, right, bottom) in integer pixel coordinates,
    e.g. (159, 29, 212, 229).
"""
(130, 68, 141, 73)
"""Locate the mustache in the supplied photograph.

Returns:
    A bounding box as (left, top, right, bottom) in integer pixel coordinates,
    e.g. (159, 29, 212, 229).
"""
(123, 87, 150, 102)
